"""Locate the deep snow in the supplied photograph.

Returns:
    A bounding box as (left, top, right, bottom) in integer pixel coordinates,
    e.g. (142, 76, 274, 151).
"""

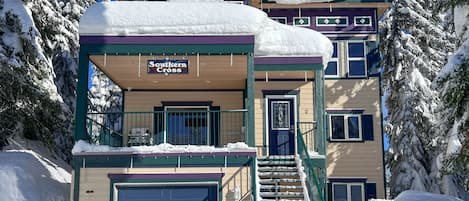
(0, 150, 71, 201)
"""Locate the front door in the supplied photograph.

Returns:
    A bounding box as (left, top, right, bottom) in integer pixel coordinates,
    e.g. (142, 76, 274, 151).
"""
(267, 97, 295, 155)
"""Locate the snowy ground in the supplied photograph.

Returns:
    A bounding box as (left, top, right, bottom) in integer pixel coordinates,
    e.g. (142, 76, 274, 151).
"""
(0, 139, 71, 201)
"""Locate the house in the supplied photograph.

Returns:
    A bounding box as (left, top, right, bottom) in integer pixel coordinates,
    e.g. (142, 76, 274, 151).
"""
(71, 1, 388, 201)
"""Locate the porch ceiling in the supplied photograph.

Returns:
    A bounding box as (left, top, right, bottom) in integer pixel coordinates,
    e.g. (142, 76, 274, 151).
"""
(255, 71, 315, 80)
(90, 55, 248, 90)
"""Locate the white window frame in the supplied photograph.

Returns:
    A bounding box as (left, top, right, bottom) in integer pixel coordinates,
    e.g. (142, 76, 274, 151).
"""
(316, 16, 348, 27)
(164, 106, 210, 145)
(270, 17, 287, 24)
(329, 114, 362, 141)
(325, 41, 340, 78)
(346, 41, 367, 78)
(293, 17, 311, 27)
(353, 16, 372, 27)
(332, 182, 365, 201)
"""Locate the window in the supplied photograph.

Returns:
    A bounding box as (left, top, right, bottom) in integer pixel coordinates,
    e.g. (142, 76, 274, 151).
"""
(325, 42, 339, 77)
(293, 17, 310, 27)
(165, 106, 209, 145)
(332, 183, 364, 201)
(354, 16, 372, 26)
(316, 16, 348, 27)
(270, 17, 287, 24)
(329, 114, 362, 141)
(347, 41, 367, 77)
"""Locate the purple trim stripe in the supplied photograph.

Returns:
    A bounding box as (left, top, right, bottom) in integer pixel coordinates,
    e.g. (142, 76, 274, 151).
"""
(74, 151, 257, 157)
(80, 35, 255, 45)
(108, 173, 224, 180)
(254, 57, 322, 65)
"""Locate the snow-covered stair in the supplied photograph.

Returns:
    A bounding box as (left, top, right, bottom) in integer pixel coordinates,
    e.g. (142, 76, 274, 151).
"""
(257, 155, 306, 201)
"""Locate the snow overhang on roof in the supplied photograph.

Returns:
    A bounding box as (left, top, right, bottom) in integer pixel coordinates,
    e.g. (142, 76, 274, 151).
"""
(79, 2, 332, 66)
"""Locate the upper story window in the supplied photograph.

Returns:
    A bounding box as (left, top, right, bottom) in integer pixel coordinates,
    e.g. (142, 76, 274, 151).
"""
(347, 41, 367, 77)
(332, 182, 365, 201)
(293, 17, 310, 27)
(325, 42, 339, 77)
(330, 114, 362, 141)
(354, 16, 372, 26)
(270, 17, 287, 24)
(316, 16, 348, 27)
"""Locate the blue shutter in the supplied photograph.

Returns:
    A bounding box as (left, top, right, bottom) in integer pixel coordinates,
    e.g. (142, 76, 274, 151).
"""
(327, 183, 333, 201)
(361, 114, 374, 141)
(210, 106, 220, 146)
(366, 41, 380, 76)
(365, 183, 377, 200)
(326, 115, 331, 141)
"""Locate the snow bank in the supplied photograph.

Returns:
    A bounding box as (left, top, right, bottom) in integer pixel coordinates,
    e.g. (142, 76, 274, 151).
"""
(79, 2, 332, 64)
(308, 150, 326, 159)
(0, 150, 71, 201)
(395, 191, 463, 201)
(72, 140, 255, 154)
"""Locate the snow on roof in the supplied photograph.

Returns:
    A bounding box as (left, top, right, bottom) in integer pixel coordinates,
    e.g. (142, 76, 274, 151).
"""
(79, 2, 332, 64)
(274, 0, 333, 4)
(72, 140, 255, 154)
(395, 191, 463, 201)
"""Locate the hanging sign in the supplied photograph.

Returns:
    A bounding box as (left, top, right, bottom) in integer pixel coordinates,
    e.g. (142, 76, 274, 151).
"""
(147, 60, 189, 74)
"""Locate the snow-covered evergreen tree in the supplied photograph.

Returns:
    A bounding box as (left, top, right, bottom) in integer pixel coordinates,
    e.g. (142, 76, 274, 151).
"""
(432, 1, 469, 199)
(0, 0, 95, 161)
(379, 0, 454, 197)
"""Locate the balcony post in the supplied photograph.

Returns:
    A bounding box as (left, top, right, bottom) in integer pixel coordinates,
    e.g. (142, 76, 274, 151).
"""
(246, 53, 255, 147)
(314, 68, 327, 197)
(74, 46, 90, 142)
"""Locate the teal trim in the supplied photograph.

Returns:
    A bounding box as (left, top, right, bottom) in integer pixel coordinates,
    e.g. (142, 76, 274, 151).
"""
(81, 44, 254, 55)
(255, 64, 323, 71)
(75, 48, 90, 141)
(109, 178, 221, 201)
(251, 158, 257, 201)
(246, 53, 255, 147)
(314, 69, 327, 199)
(74, 155, 253, 168)
(311, 158, 326, 168)
(73, 157, 82, 201)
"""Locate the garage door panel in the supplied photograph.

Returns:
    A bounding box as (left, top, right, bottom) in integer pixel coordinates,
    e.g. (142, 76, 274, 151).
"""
(118, 185, 217, 201)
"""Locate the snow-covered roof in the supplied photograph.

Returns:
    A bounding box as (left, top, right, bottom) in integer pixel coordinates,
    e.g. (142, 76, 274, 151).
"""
(79, 2, 332, 64)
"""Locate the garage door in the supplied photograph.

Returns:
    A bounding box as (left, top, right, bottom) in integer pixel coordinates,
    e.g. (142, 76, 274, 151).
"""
(117, 185, 218, 201)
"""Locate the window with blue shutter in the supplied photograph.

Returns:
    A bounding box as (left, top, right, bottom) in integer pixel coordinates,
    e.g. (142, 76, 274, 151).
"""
(328, 113, 374, 142)
(361, 114, 374, 141)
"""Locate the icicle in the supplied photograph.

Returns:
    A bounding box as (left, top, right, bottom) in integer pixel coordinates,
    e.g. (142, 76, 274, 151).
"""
(329, 3, 333, 12)
(103, 53, 107, 67)
(138, 53, 141, 78)
(230, 53, 233, 66)
(298, 8, 301, 17)
(265, 72, 269, 82)
(304, 71, 308, 82)
(197, 53, 200, 77)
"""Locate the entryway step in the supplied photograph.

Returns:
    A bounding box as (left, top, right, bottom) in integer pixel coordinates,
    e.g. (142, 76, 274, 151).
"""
(258, 155, 295, 160)
(260, 185, 303, 191)
(259, 172, 299, 178)
(257, 160, 296, 166)
(260, 192, 304, 198)
(259, 178, 302, 185)
(258, 166, 298, 172)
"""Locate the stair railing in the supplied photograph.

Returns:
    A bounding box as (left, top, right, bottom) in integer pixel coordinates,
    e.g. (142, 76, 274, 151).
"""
(297, 122, 325, 201)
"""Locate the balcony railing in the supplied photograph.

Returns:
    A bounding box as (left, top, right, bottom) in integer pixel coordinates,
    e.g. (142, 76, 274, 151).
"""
(86, 109, 248, 147)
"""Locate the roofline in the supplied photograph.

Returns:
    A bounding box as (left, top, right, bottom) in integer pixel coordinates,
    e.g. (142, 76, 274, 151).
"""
(252, 2, 391, 9)
(79, 35, 256, 45)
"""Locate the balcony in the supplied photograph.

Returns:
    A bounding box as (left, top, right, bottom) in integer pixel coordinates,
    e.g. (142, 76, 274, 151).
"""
(85, 109, 248, 147)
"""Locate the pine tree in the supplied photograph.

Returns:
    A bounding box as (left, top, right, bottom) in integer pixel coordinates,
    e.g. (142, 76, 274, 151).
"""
(379, 0, 454, 197)
(432, 1, 469, 198)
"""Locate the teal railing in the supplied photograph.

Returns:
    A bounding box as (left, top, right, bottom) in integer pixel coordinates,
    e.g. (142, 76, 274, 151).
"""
(297, 122, 325, 201)
(86, 109, 247, 147)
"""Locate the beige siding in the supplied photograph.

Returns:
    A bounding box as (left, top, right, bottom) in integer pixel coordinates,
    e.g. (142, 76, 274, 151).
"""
(79, 167, 251, 201)
(123, 91, 244, 145)
(325, 77, 385, 198)
(254, 81, 315, 155)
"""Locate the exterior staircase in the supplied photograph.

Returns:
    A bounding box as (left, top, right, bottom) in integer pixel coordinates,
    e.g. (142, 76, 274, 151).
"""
(257, 155, 307, 201)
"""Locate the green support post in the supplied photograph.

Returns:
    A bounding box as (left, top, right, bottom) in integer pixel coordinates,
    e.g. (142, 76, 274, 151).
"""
(246, 53, 255, 147)
(75, 47, 90, 142)
(314, 69, 327, 200)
